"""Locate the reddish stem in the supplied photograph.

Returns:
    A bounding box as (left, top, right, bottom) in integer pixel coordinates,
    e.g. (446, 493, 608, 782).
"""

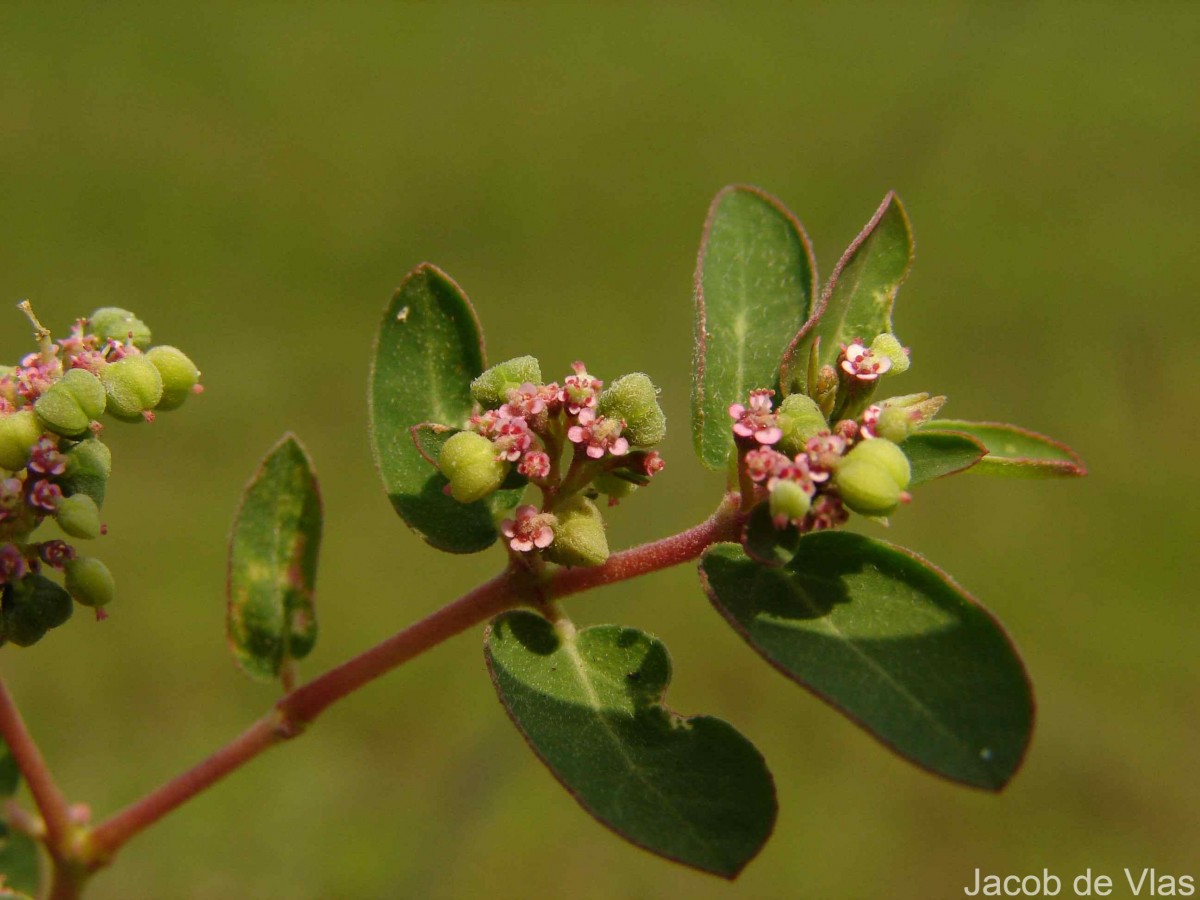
(0, 675, 73, 851)
(86, 496, 744, 865)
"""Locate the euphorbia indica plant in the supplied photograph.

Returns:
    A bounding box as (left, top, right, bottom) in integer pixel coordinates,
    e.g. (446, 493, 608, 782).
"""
(0, 186, 1084, 897)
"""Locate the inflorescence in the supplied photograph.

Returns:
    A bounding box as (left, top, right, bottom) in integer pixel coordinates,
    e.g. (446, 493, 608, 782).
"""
(0, 305, 201, 647)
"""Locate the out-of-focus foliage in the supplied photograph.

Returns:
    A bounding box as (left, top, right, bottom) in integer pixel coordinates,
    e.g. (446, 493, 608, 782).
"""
(0, 4, 1193, 897)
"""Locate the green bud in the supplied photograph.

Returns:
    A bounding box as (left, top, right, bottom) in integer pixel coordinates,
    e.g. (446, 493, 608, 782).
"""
(880, 393, 946, 430)
(769, 479, 812, 524)
(876, 406, 913, 444)
(145, 345, 200, 410)
(597, 373, 666, 447)
(593, 471, 636, 502)
(835, 459, 905, 517)
(1, 575, 73, 646)
(63, 439, 112, 507)
(0, 410, 42, 471)
(438, 431, 509, 503)
(63, 557, 116, 608)
(811, 364, 839, 419)
(776, 393, 827, 455)
(101, 355, 163, 422)
(34, 369, 106, 437)
(55, 493, 102, 540)
(846, 437, 912, 489)
(544, 496, 609, 567)
(870, 333, 910, 374)
(470, 356, 542, 409)
(90, 307, 152, 349)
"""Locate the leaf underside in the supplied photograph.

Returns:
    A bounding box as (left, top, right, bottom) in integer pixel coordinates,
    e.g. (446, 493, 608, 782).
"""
(486, 611, 777, 878)
(370, 263, 504, 552)
(700, 536, 1033, 790)
(692, 185, 815, 470)
(227, 434, 322, 682)
(924, 420, 1087, 478)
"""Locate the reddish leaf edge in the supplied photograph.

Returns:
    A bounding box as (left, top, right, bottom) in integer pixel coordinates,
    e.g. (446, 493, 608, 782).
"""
(925, 420, 1088, 478)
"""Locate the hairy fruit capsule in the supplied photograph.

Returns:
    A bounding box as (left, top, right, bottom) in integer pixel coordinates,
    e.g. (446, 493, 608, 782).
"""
(846, 437, 912, 489)
(90, 307, 152, 348)
(438, 431, 509, 503)
(0, 410, 43, 471)
(777, 393, 827, 456)
(597, 373, 666, 447)
(835, 459, 905, 517)
(145, 345, 200, 410)
(544, 496, 609, 567)
(101, 355, 163, 422)
(55, 493, 102, 540)
(470, 356, 542, 409)
(35, 368, 106, 437)
(769, 479, 813, 525)
(62, 439, 112, 507)
(63, 556, 116, 608)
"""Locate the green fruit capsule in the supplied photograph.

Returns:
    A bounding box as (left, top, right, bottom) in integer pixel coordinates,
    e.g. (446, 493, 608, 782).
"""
(876, 406, 913, 444)
(2, 574, 73, 646)
(63, 439, 112, 507)
(0, 410, 43, 471)
(90, 307, 152, 348)
(101, 356, 163, 422)
(35, 369, 106, 437)
(544, 496, 609, 567)
(769, 479, 812, 524)
(145, 345, 200, 410)
(55, 493, 102, 540)
(845, 437, 912, 489)
(777, 393, 828, 455)
(593, 471, 637, 502)
(835, 459, 905, 517)
(597, 373, 666, 447)
(63, 557, 116, 608)
(438, 431, 509, 503)
(470, 356, 542, 409)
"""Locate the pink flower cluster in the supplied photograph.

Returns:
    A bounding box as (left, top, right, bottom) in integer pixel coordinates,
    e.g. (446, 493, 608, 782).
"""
(0, 319, 138, 413)
(501, 505, 555, 553)
(729, 389, 782, 445)
(839, 340, 891, 382)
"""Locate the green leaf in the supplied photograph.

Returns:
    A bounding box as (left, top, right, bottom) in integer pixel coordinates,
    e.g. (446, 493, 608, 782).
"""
(692, 186, 816, 470)
(741, 502, 799, 567)
(370, 263, 505, 552)
(900, 431, 987, 485)
(700, 536, 1033, 790)
(485, 611, 777, 878)
(227, 434, 322, 682)
(923, 420, 1086, 478)
(781, 192, 913, 390)
(0, 823, 39, 897)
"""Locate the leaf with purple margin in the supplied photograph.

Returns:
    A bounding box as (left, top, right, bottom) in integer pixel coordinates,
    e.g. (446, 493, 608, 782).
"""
(900, 430, 987, 485)
(924, 420, 1086, 478)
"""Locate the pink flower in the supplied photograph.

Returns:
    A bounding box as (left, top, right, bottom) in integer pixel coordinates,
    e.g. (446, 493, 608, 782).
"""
(744, 447, 790, 483)
(833, 419, 859, 442)
(0, 478, 24, 521)
(468, 409, 502, 437)
(501, 505, 555, 553)
(729, 389, 782, 445)
(518, 450, 551, 479)
(0, 543, 27, 583)
(859, 404, 882, 440)
(491, 416, 533, 462)
(808, 494, 849, 531)
(38, 540, 75, 569)
(767, 453, 816, 497)
(641, 451, 665, 477)
(560, 362, 603, 415)
(839, 340, 892, 382)
(805, 432, 847, 483)
(501, 382, 546, 419)
(28, 479, 62, 513)
(28, 438, 66, 476)
(567, 408, 629, 459)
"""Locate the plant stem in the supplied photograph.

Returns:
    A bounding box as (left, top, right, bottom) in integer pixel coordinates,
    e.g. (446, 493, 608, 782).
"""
(85, 495, 744, 866)
(0, 676, 73, 851)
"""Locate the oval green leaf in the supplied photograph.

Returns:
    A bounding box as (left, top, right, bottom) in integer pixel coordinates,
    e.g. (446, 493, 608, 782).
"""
(0, 822, 39, 897)
(692, 186, 816, 470)
(700, 536, 1033, 790)
(900, 431, 987, 485)
(781, 192, 912, 391)
(485, 611, 777, 878)
(924, 420, 1086, 478)
(370, 263, 504, 552)
(741, 501, 800, 567)
(227, 434, 322, 683)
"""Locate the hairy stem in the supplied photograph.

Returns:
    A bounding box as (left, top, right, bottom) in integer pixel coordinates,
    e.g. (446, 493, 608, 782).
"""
(85, 495, 743, 866)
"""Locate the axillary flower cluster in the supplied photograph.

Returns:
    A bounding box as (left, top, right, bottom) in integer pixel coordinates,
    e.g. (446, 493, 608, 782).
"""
(733, 331, 944, 533)
(430, 356, 666, 567)
(0, 305, 201, 648)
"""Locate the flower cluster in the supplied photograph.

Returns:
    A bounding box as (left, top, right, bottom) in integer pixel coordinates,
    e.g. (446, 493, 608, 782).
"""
(0, 305, 201, 648)
(430, 357, 667, 565)
(731, 331, 939, 538)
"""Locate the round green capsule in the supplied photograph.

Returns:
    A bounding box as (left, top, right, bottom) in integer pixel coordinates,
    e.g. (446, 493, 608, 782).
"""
(845, 437, 911, 489)
(769, 479, 812, 524)
(55, 493, 102, 540)
(469, 356, 542, 409)
(438, 431, 509, 503)
(0, 410, 43, 471)
(101, 356, 163, 422)
(63, 556, 116, 608)
(35, 369, 106, 437)
(835, 459, 905, 517)
(544, 496, 609, 568)
(90, 307, 152, 349)
(62, 439, 112, 508)
(597, 373, 666, 447)
(777, 393, 828, 455)
(145, 345, 200, 410)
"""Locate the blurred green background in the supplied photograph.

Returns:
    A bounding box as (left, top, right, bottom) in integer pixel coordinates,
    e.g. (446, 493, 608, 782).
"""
(1, 3, 1196, 898)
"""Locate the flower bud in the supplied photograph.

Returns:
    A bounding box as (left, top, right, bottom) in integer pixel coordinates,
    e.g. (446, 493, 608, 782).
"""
(63, 556, 116, 608)
(835, 459, 905, 517)
(1, 574, 73, 646)
(880, 393, 946, 430)
(62, 439, 112, 508)
(544, 496, 609, 567)
(55, 493, 102, 540)
(101, 355, 163, 422)
(34, 369, 106, 437)
(597, 373, 666, 447)
(438, 431, 509, 503)
(470, 356, 542, 409)
(90, 307, 152, 349)
(811, 364, 839, 419)
(870, 333, 910, 374)
(769, 479, 812, 525)
(145, 345, 200, 410)
(0, 410, 43, 471)
(776, 393, 827, 456)
(846, 436, 911, 489)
